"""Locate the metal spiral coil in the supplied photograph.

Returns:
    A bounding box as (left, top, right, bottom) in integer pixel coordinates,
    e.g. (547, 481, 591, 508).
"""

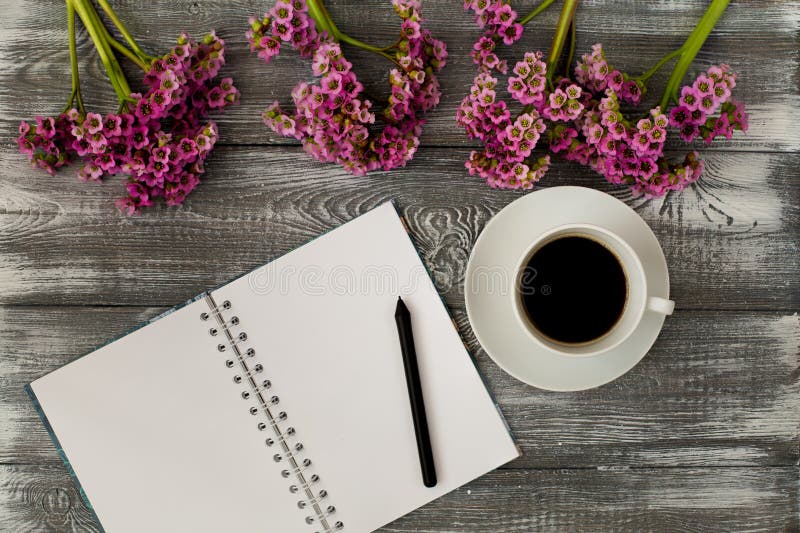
(202, 294, 343, 533)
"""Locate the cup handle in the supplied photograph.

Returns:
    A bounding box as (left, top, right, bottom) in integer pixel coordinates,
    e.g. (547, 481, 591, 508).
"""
(647, 296, 675, 315)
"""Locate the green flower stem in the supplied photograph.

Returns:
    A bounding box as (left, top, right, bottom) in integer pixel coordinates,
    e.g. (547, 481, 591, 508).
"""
(336, 33, 388, 56)
(519, 0, 558, 26)
(70, 0, 132, 104)
(306, 0, 335, 36)
(65, 1, 85, 113)
(306, 0, 401, 68)
(86, 0, 152, 71)
(380, 38, 402, 52)
(546, 0, 579, 82)
(94, 0, 152, 61)
(337, 33, 402, 67)
(518, 0, 579, 112)
(636, 46, 684, 83)
(105, 29, 149, 70)
(564, 18, 576, 77)
(659, 0, 730, 110)
(83, 1, 133, 94)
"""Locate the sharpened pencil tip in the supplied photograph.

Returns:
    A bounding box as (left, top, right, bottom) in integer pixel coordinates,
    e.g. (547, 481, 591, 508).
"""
(395, 296, 408, 317)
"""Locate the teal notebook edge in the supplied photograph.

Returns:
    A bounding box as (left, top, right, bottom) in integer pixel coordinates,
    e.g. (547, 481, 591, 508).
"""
(25, 383, 105, 532)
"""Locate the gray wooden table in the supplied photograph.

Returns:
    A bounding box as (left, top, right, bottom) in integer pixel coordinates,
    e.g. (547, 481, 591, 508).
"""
(1, 1, 798, 531)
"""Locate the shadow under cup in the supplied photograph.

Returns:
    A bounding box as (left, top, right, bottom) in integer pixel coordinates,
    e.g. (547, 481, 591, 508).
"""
(512, 224, 650, 358)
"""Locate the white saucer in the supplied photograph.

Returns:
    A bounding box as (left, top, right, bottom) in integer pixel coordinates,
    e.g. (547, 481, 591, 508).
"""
(464, 186, 670, 391)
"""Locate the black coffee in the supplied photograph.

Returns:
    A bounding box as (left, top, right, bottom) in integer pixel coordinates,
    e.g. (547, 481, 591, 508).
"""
(519, 235, 627, 344)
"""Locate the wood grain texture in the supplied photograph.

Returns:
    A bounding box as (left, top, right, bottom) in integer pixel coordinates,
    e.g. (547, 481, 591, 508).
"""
(1, 464, 797, 532)
(1, 0, 798, 530)
(2, 306, 797, 468)
(0, 0, 798, 150)
(0, 464, 100, 533)
(1, 147, 797, 310)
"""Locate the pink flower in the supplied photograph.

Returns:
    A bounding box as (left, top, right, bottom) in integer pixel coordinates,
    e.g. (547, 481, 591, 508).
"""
(461, 43, 747, 197)
(693, 75, 714, 96)
(501, 23, 523, 45)
(84, 113, 103, 134)
(549, 89, 566, 108)
(272, 1, 293, 23)
(96, 152, 116, 171)
(712, 80, 732, 104)
(698, 93, 716, 114)
(669, 105, 691, 127)
(150, 89, 171, 113)
(321, 72, 343, 94)
(620, 80, 643, 105)
(679, 85, 701, 111)
(401, 19, 421, 40)
(731, 100, 748, 132)
(708, 113, 733, 144)
(131, 126, 150, 149)
(135, 98, 155, 121)
(78, 163, 103, 182)
(636, 118, 653, 133)
(103, 114, 122, 136)
(152, 146, 171, 163)
(679, 122, 700, 142)
(89, 132, 108, 152)
(646, 127, 665, 144)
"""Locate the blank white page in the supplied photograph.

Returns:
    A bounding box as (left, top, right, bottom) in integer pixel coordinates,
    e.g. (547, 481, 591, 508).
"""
(29, 300, 302, 532)
(212, 202, 520, 532)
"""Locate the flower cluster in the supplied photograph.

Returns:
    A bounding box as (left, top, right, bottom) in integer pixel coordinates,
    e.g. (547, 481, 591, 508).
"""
(464, 0, 523, 72)
(550, 47, 746, 196)
(246, 0, 321, 62)
(562, 91, 695, 197)
(458, 70, 549, 189)
(507, 51, 547, 105)
(17, 33, 239, 214)
(668, 64, 746, 144)
(574, 43, 644, 105)
(551, 57, 706, 196)
(543, 82, 584, 122)
(458, 35, 748, 197)
(248, 0, 447, 175)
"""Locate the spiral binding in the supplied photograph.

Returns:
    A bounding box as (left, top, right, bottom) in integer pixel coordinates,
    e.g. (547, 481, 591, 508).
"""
(202, 294, 344, 533)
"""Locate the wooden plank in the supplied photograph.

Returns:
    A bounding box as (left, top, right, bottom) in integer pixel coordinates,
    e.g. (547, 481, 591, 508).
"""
(1, 463, 797, 532)
(387, 467, 800, 532)
(3, 306, 797, 467)
(0, 0, 797, 151)
(1, 147, 797, 310)
(0, 464, 99, 533)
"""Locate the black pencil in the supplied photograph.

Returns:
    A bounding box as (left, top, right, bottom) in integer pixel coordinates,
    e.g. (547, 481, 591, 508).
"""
(394, 296, 437, 488)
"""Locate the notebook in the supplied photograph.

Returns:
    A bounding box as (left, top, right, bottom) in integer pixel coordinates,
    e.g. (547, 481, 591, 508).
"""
(27, 201, 520, 533)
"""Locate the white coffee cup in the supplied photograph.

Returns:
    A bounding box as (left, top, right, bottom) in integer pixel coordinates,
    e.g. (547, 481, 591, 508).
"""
(511, 223, 674, 358)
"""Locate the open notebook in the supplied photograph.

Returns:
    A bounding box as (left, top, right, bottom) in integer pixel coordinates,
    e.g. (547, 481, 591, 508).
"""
(27, 202, 520, 533)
